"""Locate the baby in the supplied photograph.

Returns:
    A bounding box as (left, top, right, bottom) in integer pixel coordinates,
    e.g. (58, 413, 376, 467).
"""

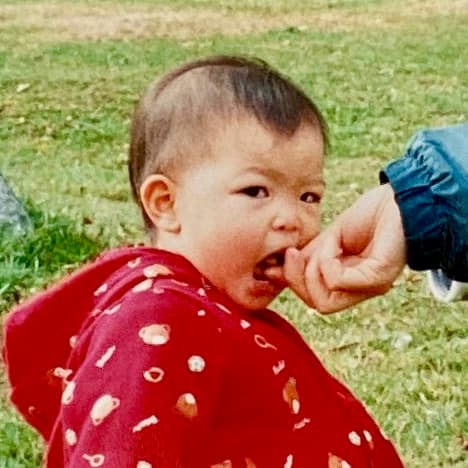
(3, 56, 403, 467)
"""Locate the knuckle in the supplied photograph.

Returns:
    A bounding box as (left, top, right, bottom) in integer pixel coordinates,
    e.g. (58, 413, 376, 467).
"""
(313, 300, 336, 314)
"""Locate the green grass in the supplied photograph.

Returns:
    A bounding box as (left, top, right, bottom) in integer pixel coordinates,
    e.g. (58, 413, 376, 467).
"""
(0, 208, 104, 468)
(1, 1, 467, 466)
(0, 206, 104, 311)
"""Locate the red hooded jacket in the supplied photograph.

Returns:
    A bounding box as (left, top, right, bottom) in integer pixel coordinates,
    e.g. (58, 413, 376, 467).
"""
(3, 247, 403, 467)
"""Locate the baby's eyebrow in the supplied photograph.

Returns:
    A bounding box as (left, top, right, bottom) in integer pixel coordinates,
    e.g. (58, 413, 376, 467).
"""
(295, 176, 326, 190)
(234, 166, 280, 182)
(239, 165, 274, 176)
(239, 166, 325, 190)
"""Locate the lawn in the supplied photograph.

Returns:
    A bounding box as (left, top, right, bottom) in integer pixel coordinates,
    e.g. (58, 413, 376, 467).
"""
(0, 0, 467, 466)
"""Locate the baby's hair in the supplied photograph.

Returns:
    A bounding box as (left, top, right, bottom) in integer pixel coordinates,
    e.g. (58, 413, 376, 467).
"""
(129, 55, 328, 232)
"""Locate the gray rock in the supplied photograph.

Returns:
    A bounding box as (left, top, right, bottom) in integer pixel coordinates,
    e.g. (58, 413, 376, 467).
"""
(0, 173, 32, 235)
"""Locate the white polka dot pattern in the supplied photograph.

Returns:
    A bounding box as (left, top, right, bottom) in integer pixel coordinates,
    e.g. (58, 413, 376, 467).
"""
(175, 393, 198, 419)
(187, 355, 206, 372)
(82, 453, 105, 467)
(62, 381, 76, 405)
(348, 431, 361, 446)
(364, 430, 372, 442)
(272, 360, 285, 375)
(240, 319, 251, 329)
(65, 428, 77, 446)
(93, 283, 107, 296)
(132, 415, 159, 433)
(103, 304, 120, 315)
(139, 324, 170, 345)
(293, 418, 311, 431)
(143, 366, 164, 383)
(133, 279, 153, 293)
(136, 461, 152, 468)
(90, 394, 120, 426)
(127, 258, 141, 268)
(53, 367, 73, 380)
(69, 335, 77, 348)
(143, 264, 173, 278)
(52, 254, 402, 467)
(95, 345, 116, 368)
(254, 334, 277, 350)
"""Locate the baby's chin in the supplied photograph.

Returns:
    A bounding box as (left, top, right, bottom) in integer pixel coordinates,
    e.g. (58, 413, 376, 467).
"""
(224, 276, 286, 311)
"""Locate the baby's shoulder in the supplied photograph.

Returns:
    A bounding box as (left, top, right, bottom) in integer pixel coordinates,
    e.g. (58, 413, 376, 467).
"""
(95, 272, 235, 334)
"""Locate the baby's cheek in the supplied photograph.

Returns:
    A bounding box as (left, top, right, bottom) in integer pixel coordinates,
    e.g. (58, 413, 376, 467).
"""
(302, 212, 321, 243)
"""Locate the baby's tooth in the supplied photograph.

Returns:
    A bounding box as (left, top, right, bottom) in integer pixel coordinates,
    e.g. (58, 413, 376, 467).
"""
(264, 256, 278, 266)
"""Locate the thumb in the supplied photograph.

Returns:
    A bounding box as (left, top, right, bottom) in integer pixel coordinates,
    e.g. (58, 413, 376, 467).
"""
(284, 247, 312, 305)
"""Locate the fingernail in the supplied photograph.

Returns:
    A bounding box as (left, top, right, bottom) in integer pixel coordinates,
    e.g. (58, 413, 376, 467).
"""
(287, 247, 299, 257)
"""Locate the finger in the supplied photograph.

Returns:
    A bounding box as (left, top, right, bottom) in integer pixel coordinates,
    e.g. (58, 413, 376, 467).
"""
(301, 253, 377, 313)
(309, 288, 375, 314)
(320, 256, 394, 293)
(284, 247, 312, 306)
(300, 225, 342, 261)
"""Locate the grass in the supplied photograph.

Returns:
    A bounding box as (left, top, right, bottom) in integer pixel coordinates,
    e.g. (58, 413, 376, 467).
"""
(0, 209, 104, 467)
(1, 0, 467, 466)
(0, 206, 104, 312)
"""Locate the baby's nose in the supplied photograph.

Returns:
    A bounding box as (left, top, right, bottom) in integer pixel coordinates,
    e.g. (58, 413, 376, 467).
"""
(272, 203, 301, 232)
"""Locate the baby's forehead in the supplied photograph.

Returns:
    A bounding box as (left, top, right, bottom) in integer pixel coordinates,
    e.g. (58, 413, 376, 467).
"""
(220, 110, 320, 139)
(206, 117, 324, 182)
(212, 116, 324, 158)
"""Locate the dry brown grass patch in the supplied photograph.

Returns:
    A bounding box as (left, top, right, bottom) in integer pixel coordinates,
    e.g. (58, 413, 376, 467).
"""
(0, 1, 467, 42)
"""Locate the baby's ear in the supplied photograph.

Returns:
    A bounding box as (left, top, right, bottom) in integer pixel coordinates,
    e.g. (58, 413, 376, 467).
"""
(140, 175, 181, 233)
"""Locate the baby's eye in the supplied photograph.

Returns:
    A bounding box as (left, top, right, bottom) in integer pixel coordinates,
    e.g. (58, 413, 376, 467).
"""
(300, 192, 321, 204)
(241, 186, 269, 198)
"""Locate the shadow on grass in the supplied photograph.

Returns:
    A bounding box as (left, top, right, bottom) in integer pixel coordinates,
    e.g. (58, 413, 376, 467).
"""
(0, 203, 105, 314)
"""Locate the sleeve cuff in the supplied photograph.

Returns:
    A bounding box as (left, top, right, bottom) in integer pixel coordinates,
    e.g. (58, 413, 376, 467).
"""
(381, 124, 468, 281)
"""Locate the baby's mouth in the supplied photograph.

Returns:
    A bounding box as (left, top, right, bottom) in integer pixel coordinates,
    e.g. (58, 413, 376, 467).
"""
(253, 250, 286, 281)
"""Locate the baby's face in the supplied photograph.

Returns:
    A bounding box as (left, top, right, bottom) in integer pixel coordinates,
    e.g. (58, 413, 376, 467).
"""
(167, 116, 324, 310)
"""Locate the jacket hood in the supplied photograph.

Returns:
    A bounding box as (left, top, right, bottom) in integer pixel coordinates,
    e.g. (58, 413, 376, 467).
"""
(2, 246, 199, 440)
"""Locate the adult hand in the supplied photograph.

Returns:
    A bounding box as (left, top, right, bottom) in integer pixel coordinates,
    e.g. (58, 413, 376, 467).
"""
(284, 184, 407, 313)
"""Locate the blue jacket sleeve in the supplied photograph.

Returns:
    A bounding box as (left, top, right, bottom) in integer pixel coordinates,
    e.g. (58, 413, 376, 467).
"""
(380, 123, 468, 282)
